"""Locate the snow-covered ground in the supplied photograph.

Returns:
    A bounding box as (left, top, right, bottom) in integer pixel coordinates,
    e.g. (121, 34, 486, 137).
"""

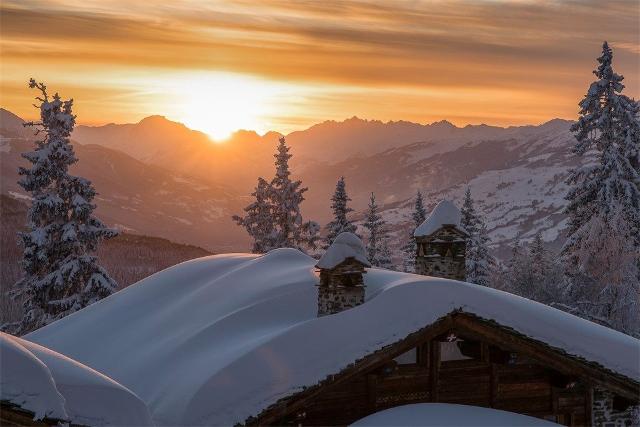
(351, 403, 559, 426)
(26, 250, 640, 425)
(0, 332, 152, 426)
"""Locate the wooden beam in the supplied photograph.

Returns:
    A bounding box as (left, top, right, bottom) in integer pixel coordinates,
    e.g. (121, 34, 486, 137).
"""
(430, 340, 440, 402)
(481, 342, 490, 364)
(490, 363, 498, 407)
(367, 374, 377, 411)
(585, 387, 592, 426)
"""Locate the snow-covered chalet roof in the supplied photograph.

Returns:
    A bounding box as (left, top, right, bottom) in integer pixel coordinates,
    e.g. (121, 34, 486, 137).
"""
(414, 199, 468, 237)
(316, 232, 371, 269)
(25, 249, 640, 426)
(0, 332, 152, 426)
(351, 403, 559, 426)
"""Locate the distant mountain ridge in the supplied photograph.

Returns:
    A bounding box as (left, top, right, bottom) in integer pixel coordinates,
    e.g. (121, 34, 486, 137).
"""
(2, 106, 581, 261)
(1, 108, 248, 252)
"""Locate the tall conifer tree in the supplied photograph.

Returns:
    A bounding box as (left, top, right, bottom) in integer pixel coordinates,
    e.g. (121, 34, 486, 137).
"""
(562, 42, 640, 334)
(460, 188, 493, 286)
(364, 192, 394, 269)
(324, 176, 357, 248)
(401, 191, 427, 272)
(5, 80, 118, 335)
(234, 137, 319, 253)
(233, 177, 274, 253)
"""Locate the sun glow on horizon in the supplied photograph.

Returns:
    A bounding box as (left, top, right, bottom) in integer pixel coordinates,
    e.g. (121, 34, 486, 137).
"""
(161, 72, 302, 141)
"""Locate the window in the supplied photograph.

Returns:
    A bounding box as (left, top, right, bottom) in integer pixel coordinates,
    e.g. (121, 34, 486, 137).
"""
(440, 335, 475, 362)
(394, 347, 417, 365)
(440, 341, 472, 361)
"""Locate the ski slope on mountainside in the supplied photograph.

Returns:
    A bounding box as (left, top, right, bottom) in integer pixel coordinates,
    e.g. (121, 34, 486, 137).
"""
(27, 250, 640, 426)
(371, 119, 585, 257)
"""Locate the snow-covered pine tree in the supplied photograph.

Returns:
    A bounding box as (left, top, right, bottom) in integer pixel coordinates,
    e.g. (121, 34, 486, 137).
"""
(323, 176, 357, 248)
(269, 136, 319, 252)
(562, 42, 640, 335)
(529, 232, 549, 281)
(459, 188, 493, 286)
(466, 223, 492, 287)
(460, 188, 479, 236)
(502, 236, 565, 306)
(503, 240, 529, 295)
(401, 191, 427, 272)
(4, 80, 118, 335)
(568, 208, 639, 334)
(234, 136, 319, 253)
(377, 239, 395, 270)
(363, 192, 394, 268)
(232, 177, 274, 253)
(364, 192, 383, 263)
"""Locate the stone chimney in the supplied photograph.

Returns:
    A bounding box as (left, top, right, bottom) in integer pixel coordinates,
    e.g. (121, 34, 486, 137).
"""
(315, 232, 371, 316)
(414, 200, 468, 280)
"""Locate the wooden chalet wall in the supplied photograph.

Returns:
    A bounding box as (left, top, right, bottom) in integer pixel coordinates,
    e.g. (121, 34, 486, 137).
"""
(415, 226, 466, 281)
(251, 314, 639, 427)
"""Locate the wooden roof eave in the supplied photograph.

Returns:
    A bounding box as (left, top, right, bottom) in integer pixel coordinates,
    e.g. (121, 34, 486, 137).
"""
(246, 311, 640, 425)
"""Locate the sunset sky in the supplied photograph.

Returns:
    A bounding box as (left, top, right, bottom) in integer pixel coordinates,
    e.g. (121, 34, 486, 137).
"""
(1, 0, 638, 139)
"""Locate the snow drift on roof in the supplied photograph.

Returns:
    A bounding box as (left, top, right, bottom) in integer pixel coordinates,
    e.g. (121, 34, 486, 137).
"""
(26, 251, 640, 426)
(0, 332, 152, 426)
(351, 403, 559, 426)
(0, 333, 67, 421)
(316, 232, 371, 269)
(414, 199, 467, 237)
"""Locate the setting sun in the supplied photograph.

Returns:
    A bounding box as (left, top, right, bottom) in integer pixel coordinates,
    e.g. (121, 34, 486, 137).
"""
(164, 73, 297, 140)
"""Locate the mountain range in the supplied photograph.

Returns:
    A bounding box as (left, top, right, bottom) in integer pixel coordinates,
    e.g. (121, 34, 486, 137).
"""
(1, 107, 583, 261)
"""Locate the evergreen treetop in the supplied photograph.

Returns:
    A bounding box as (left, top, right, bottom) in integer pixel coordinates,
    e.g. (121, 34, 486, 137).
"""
(411, 190, 427, 227)
(364, 192, 394, 268)
(234, 136, 319, 253)
(324, 176, 357, 248)
(565, 41, 640, 243)
(460, 188, 479, 236)
(401, 190, 427, 272)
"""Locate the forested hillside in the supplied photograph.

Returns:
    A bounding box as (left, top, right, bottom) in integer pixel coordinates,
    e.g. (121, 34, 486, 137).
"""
(0, 195, 210, 324)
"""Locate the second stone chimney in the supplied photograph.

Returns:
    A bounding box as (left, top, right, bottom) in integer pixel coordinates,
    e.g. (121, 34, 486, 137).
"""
(414, 200, 469, 280)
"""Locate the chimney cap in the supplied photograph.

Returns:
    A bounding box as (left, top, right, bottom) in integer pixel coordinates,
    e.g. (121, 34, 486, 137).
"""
(414, 200, 468, 237)
(316, 232, 371, 269)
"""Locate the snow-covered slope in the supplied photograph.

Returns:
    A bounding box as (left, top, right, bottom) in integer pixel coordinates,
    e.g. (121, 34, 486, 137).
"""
(26, 251, 640, 426)
(351, 403, 559, 426)
(0, 332, 152, 426)
(343, 118, 583, 258)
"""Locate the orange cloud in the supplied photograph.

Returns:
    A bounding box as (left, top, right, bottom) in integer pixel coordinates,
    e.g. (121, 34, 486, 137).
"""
(1, 0, 638, 133)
